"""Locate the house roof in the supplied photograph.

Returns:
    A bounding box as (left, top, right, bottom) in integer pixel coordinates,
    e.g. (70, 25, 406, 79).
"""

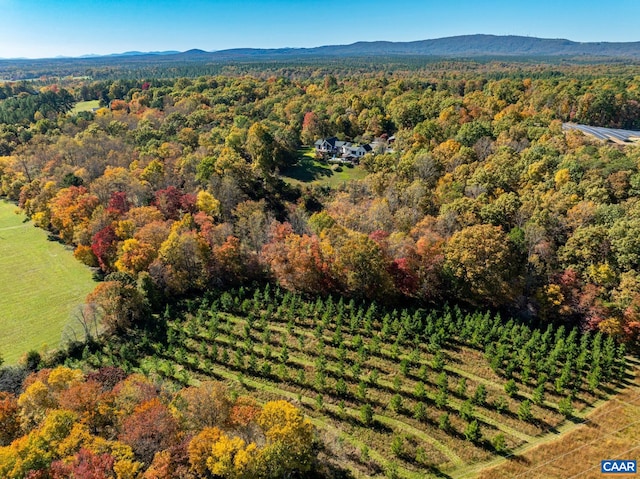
(315, 137, 339, 148)
(316, 137, 373, 153)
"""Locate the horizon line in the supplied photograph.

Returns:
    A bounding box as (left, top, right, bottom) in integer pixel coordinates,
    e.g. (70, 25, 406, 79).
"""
(2, 33, 640, 61)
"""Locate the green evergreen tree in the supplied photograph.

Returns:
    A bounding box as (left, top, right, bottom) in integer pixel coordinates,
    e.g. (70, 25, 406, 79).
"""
(437, 372, 448, 391)
(435, 390, 448, 409)
(438, 412, 451, 432)
(414, 401, 427, 421)
(360, 403, 374, 425)
(517, 399, 532, 421)
(464, 419, 481, 442)
(457, 377, 467, 397)
(532, 384, 545, 405)
(460, 399, 475, 421)
(558, 396, 574, 418)
(335, 378, 348, 397)
(492, 433, 506, 452)
(473, 384, 487, 405)
(504, 378, 518, 397)
(389, 394, 403, 413)
(415, 381, 427, 400)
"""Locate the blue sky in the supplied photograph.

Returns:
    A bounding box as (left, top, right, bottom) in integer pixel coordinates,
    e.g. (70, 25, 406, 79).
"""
(1, 0, 639, 58)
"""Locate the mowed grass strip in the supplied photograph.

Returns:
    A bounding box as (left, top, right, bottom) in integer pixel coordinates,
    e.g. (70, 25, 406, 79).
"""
(0, 201, 96, 363)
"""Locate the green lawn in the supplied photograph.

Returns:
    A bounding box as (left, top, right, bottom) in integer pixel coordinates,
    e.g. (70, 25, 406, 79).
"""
(281, 148, 369, 188)
(0, 201, 96, 364)
(70, 100, 100, 114)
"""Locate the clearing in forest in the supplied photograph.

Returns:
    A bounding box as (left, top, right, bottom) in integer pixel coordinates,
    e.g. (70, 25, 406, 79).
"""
(280, 147, 368, 188)
(70, 99, 100, 114)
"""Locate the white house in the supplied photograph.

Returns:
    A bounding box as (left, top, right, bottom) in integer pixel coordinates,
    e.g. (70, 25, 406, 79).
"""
(315, 137, 374, 163)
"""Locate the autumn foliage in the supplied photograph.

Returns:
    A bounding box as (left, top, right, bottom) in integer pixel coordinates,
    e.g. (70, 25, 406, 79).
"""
(3, 71, 640, 349)
(0, 366, 317, 479)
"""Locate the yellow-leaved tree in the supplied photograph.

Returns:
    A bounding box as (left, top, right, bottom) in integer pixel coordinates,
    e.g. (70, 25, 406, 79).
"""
(256, 400, 315, 478)
(206, 430, 257, 479)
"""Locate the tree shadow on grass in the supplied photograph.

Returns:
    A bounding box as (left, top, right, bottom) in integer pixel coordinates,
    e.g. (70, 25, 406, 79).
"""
(281, 158, 334, 183)
(46, 233, 65, 244)
(423, 464, 453, 478)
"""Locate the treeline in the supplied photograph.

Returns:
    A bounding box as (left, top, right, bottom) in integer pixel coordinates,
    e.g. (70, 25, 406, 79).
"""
(1, 72, 640, 345)
(2, 54, 640, 82)
(0, 364, 318, 479)
(0, 86, 74, 125)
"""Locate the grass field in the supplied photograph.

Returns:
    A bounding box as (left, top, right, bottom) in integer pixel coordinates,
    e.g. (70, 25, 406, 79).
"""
(0, 201, 96, 364)
(472, 358, 640, 479)
(70, 99, 100, 114)
(280, 148, 369, 188)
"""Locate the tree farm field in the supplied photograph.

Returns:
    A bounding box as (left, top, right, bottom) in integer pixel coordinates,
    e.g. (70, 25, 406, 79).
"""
(472, 359, 640, 479)
(92, 287, 626, 479)
(0, 200, 95, 363)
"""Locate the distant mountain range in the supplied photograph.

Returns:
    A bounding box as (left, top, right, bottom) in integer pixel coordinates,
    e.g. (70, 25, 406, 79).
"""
(54, 35, 640, 61)
(2, 35, 640, 69)
(190, 35, 640, 60)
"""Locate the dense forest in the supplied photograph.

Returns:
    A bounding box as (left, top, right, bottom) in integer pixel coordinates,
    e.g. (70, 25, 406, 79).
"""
(2, 70, 640, 341)
(0, 364, 319, 479)
(1, 62, 639, 477)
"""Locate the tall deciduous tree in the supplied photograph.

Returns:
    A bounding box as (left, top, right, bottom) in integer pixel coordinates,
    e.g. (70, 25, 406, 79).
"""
(247, 122, 278, 176)
(445, 224, 520, 305)
(86, 280, 147, 334)
(257, 400, 315, 477)
(156, 218, 211, 294)
(119, 398, 179, 466)
(0, 392, 20, 446)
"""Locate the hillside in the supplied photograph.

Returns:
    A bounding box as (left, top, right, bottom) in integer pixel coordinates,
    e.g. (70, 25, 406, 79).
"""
(67, 286, 627, 478)
(6, 35, 640, 61)
(473, 358, 640, 479)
